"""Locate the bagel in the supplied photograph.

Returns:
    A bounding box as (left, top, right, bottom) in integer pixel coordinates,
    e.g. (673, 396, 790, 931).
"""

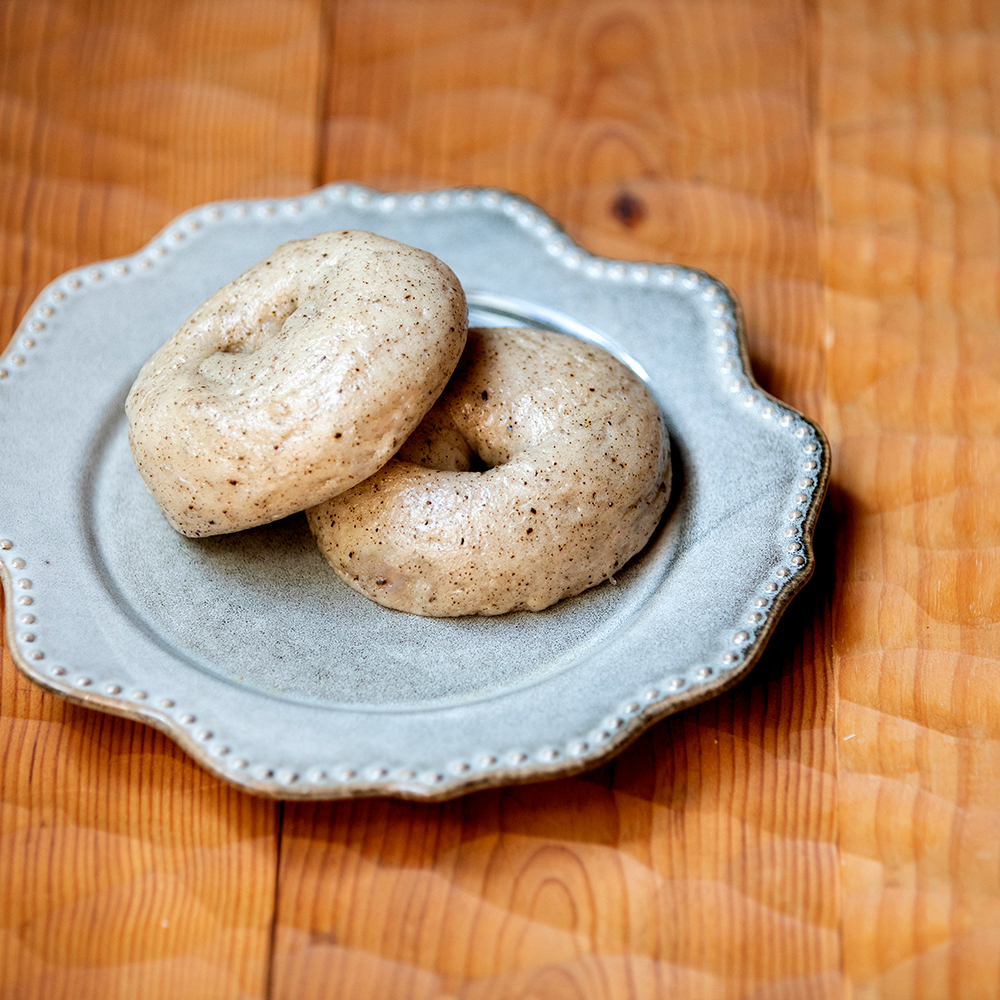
(307, 326, 670, 616)
(126, 231, 467, 537)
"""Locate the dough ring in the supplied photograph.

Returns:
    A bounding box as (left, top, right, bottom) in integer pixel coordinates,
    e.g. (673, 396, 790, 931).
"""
(126, 231, 467, 536)
(307, 326, 671, 616)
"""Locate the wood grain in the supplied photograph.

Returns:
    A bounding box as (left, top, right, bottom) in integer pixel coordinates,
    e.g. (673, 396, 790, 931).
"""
(0, 0, 321, 352)
(0, 1, 320, 996)
(272, 2, 841, 997)
(322, 0, 825, 417)
(820, 1, 1000, 997)
(0, 644, 279, 1000)
(2, 0, 999, 996)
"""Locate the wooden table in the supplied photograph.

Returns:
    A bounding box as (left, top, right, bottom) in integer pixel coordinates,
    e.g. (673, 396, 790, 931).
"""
(2, 1, 997, 997)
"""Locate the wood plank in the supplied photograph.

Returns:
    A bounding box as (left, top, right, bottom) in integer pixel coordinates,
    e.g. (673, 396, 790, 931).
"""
(322, 0, 826, 418)
(0, 1, 321, 995)
(819, 1, 1000, 997)
(0, 0, 321, 351)
(0, 647, 280, 1000)
(272, 2, 842, 997)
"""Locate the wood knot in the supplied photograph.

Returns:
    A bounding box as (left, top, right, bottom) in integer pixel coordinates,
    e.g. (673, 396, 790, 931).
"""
(610, 191, 646, 229)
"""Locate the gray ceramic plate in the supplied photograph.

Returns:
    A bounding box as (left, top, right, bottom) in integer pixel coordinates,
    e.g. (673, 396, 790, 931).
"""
(0, 185, 828, 800)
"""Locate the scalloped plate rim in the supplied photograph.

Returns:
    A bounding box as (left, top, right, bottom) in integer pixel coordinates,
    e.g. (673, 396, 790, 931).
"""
(0, 182, 830, 800)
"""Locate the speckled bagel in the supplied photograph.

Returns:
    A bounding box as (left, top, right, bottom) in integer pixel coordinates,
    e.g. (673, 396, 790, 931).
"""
(307, 326, 671, 616)
(126, 231, 468, 537)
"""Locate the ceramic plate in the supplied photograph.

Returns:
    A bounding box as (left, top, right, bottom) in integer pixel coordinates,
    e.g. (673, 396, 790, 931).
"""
(0, 185, 828, 800)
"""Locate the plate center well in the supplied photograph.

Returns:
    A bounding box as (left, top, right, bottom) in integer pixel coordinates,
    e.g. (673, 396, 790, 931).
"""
(86, 306, 668, 711)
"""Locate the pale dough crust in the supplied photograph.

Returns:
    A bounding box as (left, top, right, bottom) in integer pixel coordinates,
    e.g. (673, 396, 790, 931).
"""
(126, 231, 467, 536)
(307, 326, 671, 616)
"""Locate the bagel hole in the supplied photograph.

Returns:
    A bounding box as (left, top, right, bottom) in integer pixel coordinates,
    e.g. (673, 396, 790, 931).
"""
(218, 297, 300, 354)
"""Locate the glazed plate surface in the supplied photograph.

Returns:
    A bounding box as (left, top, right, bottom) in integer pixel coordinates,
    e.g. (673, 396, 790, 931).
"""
(0, 186, 828, 799)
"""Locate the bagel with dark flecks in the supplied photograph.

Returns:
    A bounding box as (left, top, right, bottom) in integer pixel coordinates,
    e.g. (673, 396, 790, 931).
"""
(307, 326, 670, 616)
(126, 230, 467, 537)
